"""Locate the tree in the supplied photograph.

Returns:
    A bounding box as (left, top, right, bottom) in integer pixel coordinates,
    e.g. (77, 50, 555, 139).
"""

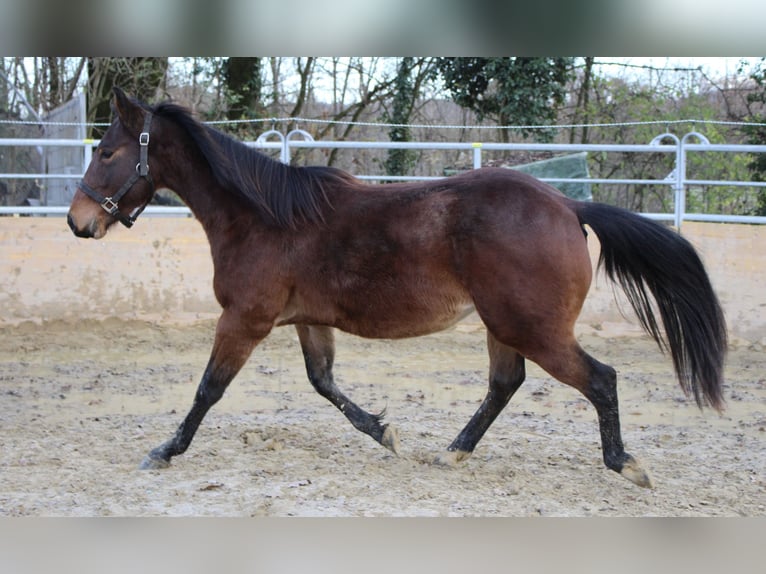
(569, 57, 595, 144)
(384, 57, 417, 177)
(221, 57, 263, 136)
(310, 58, 420, 168)
(563, 66, 758, 215)
(1, 57, 86, 115)
(436, 57, 574, 142)
(1, 57, 89, 206)
(87, 58, 168, 137)
(741, 57, 766, 215)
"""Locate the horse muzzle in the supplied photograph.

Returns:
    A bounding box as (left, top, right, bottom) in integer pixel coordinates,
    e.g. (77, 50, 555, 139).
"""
(67, 212, 106, 239)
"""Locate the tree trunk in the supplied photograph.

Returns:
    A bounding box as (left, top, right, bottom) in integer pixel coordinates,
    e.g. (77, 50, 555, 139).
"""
(222, 57, 263, 121)
(570, 57, 594, 144)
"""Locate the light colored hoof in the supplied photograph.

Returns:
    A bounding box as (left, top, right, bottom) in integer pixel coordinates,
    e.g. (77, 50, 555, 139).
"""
(620, 456, 654, 489)
(139, 454, 170, 470)
(381, 425, 401, 456)
(433, 449, 471, 467)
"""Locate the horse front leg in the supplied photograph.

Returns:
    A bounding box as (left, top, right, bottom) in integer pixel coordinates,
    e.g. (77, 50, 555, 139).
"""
(140, 311, 269, 469)
(295, 324, 400, 454)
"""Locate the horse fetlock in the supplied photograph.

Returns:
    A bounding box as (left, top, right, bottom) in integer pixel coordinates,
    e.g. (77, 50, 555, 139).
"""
(381, 424, 400, 455)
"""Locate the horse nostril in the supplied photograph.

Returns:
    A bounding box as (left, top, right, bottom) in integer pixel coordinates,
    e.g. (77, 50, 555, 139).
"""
(67, 213, 94, 238)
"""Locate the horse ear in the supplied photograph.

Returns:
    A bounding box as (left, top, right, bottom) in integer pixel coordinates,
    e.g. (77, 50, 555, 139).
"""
(112, 86, 145, 133)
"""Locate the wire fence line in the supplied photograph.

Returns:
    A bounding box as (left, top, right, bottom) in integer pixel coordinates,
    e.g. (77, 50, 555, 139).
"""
(3, 117, 766, 131)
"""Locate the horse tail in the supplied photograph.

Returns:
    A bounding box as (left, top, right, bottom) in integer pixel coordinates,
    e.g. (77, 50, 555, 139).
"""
(571, 201, 727, 411)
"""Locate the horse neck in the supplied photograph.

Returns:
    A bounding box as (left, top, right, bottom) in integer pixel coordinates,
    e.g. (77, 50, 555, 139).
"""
(156, 141, 247, 237)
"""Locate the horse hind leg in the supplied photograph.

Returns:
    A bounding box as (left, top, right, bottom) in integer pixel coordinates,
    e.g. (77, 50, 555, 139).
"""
(435, 332, 526, 466)
(532, 338, 654, 488)
(296, 324, 400, 455)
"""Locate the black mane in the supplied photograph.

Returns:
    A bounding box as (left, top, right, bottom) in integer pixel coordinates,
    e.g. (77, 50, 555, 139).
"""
(151, 101, 351, 228)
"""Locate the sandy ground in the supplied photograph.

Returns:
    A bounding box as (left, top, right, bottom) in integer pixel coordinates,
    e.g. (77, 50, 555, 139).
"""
(0, 316, 763, 517)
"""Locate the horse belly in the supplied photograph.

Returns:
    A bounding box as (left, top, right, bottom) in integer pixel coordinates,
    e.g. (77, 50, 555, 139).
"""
(338, 291, 476, 339)
(276, 283, 475, 339)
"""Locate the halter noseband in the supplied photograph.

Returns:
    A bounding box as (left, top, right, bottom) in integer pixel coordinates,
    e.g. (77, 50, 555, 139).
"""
(78, 111, 155, 228)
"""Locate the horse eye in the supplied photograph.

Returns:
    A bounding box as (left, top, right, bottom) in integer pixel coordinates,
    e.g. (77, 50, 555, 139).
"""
(100, 149, 114, 160)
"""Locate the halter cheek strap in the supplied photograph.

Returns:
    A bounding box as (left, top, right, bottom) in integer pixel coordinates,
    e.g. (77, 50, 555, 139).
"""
(78, 111, 155, 229)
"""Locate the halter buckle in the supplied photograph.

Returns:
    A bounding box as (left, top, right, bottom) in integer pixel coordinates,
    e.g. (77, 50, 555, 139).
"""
(139, 132, 150, 146)
(101, 197, 119, 214)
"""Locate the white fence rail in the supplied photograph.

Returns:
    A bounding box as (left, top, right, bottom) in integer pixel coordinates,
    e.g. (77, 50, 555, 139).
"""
(2, 130, 766, 229)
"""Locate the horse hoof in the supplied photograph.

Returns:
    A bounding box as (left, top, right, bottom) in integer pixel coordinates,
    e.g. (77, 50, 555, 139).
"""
(381, 425, 400, 455)
(619, 455, 654, 489)
(139, 454, 171, 470)
(432, 449, 471, 467)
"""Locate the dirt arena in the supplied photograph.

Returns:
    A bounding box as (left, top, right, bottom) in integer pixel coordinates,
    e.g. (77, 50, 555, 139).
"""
(1, 318, 764, 517)
(0, 218, 764, 516)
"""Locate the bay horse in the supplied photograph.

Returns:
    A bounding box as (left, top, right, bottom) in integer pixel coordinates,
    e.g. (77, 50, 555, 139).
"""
(67, 88, 727, 488)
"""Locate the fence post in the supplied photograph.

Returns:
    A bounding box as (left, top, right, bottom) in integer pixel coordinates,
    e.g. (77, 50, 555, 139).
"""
(679, 131, 711, 231)
(255, 129, 286, 163)
(83, 139, 94, 174)
(650, 132, 682, 228)
(472, 143, 482, 169)
(286, 129, 315, 165)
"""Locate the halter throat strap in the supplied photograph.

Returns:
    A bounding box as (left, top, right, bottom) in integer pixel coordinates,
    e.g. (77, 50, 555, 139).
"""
(78, 111, 155, 228)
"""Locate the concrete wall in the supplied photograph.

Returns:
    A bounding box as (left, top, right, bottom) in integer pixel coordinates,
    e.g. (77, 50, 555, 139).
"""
(1, 217, 764, 343)
(1, 217, 217, 326)
(578, 221, 766, 344)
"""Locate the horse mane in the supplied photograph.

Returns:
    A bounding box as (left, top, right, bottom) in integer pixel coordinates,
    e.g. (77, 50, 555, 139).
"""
(151, 101, 352, 228)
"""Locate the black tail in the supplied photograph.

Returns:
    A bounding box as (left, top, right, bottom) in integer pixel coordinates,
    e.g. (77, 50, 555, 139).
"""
(573, 201, 727, 411)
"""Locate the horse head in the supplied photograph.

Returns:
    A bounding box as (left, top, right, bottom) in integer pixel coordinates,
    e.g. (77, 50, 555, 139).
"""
(67, 87, 156, 239)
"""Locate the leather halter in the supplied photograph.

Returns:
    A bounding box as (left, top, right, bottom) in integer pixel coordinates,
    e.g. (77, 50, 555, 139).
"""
(77, 112, 155, 228)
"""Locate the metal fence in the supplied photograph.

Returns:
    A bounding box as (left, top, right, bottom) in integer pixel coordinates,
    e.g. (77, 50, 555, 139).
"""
(2, 128, 766, 229)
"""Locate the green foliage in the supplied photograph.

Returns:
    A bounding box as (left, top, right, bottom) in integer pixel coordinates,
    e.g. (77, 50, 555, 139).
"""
(222, 58, 263, 119)
(221, 57, 263, 138)
(575, 73, 759, 215)
(436, 57, 573, 142)
(3, 57, 763, 216)
(742, 57, 766, 215)
(671, 92, 756, 215)
(384, 58, 417, 176)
